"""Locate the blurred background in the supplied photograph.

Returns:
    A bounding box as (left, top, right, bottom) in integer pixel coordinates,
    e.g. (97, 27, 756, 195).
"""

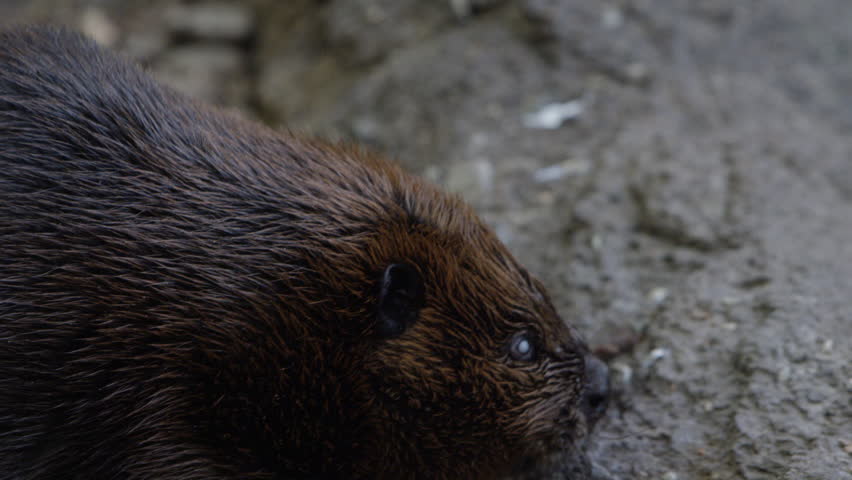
(2, 1, 851, 479)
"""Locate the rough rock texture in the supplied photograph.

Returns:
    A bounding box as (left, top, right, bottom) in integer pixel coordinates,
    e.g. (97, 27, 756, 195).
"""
(2, 1, 851, 478)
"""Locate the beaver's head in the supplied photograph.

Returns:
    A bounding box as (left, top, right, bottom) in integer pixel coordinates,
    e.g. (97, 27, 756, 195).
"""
(358, 203, 608, 479)
(245, 150, 611, 479)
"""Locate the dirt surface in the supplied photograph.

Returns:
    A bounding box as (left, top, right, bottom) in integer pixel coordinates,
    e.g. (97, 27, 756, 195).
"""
(3, 1, 851, 478)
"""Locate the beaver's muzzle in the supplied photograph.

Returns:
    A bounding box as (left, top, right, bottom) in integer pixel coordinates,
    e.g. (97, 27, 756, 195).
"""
(580, 355, 610, 428)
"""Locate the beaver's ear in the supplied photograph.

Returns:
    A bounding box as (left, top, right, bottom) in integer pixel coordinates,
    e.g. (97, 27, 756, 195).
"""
(376, 263, 424, 338)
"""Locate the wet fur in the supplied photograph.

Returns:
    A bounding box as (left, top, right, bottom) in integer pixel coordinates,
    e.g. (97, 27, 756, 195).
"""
(0, 27, 589, 479)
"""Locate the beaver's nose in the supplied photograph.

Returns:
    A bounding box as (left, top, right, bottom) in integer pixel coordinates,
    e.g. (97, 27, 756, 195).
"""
(581, 355, 610, 427)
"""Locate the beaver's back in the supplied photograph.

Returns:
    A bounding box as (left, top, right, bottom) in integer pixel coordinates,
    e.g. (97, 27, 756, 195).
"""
(0, 26, 433, 479)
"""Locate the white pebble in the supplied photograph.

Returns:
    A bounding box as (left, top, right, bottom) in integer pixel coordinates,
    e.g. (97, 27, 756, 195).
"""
(522, 100, 584, 129)
(642, 347, 669, 370)
(533, 159, 590, 182)
(648, 287, 669, 305)
(612, 362, 633, 384)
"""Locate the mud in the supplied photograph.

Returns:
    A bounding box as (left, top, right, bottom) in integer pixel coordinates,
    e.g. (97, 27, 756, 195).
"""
(2, 1, 850, 478)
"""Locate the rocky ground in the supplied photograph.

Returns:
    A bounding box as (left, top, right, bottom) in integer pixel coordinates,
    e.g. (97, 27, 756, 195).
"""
(2, 1, 850, 479)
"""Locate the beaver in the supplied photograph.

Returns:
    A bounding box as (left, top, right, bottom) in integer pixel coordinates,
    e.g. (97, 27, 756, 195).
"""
(0, 26, 609, 480)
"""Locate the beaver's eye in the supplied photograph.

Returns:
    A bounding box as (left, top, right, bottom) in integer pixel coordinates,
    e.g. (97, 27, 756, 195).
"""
(509, 332, 536, 362)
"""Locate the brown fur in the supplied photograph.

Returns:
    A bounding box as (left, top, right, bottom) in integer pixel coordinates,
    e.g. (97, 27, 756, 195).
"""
(0, 26, 604, 479)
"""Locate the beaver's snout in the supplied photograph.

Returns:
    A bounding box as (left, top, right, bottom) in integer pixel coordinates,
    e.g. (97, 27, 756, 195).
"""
(580, 355, 610, 427)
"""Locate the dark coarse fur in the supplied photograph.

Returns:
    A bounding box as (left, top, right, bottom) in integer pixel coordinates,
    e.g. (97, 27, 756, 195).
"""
(0, 26, 602, 480)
